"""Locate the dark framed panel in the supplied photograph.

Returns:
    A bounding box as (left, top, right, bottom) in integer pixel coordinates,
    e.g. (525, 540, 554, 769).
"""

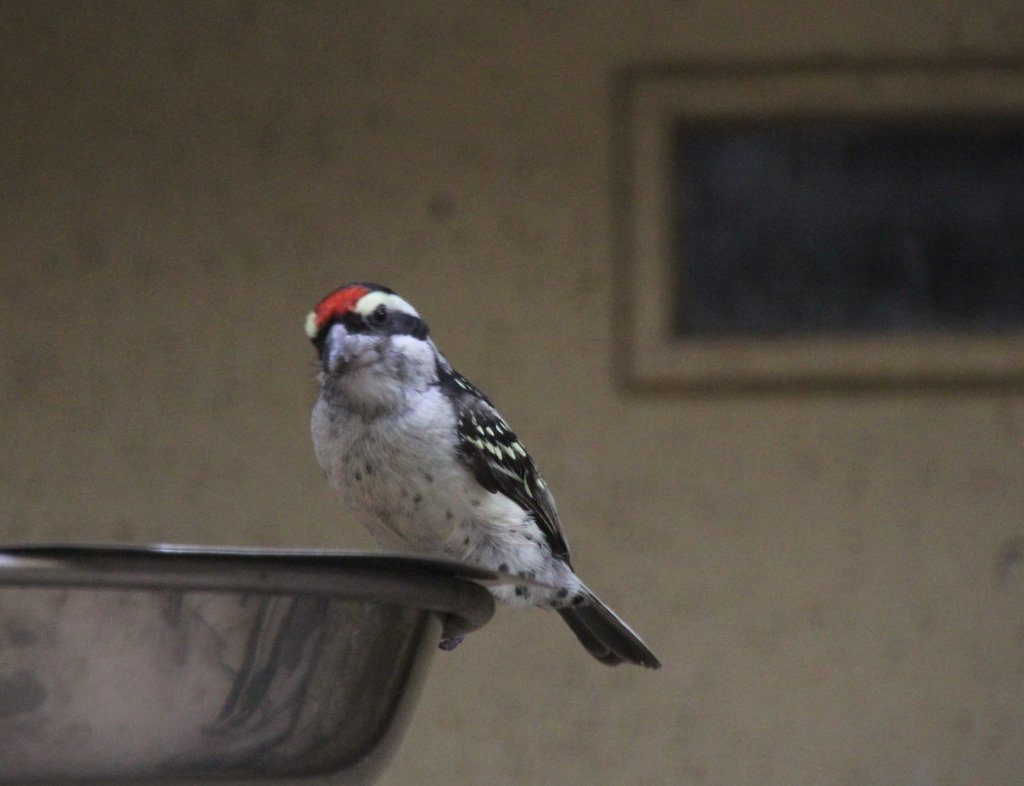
(615, 62, 1024, 390)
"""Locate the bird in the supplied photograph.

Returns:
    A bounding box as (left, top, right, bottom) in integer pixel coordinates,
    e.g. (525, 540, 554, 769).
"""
(306, 282, 660, 668)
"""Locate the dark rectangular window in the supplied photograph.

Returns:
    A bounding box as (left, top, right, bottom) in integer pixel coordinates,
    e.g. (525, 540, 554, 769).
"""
(672, 122, 1024, 338)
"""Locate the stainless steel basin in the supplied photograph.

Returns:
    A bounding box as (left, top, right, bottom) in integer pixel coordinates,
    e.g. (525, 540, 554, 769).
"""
(0, 545, 496, 783)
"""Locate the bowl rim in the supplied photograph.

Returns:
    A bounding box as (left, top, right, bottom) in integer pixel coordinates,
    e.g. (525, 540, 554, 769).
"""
(0, 543, 496, 639)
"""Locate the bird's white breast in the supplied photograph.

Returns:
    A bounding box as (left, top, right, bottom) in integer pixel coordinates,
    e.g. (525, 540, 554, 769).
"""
(312, 382, 575, 607)
(313, 386, 474, 550)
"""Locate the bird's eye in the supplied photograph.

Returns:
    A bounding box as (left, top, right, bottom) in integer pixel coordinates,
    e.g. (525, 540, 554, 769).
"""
(368, 304, 388, 326)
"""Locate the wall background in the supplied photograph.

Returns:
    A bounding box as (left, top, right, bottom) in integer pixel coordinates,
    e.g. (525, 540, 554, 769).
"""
(2, 2, 1023, 784)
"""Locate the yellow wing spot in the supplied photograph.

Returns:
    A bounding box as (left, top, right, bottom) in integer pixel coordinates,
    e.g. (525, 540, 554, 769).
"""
(513, 442, 527, 457)
(484, 426, 495, 437)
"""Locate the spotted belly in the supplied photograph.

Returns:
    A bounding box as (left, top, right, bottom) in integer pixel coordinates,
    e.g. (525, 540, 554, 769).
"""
(336, 447, 464, 551)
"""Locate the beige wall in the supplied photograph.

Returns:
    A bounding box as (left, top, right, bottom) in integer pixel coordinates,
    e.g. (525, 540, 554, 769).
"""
(3, 2, 1024, 784)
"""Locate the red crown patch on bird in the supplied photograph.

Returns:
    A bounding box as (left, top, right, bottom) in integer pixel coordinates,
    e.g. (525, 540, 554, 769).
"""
(305, 284, 372, 339)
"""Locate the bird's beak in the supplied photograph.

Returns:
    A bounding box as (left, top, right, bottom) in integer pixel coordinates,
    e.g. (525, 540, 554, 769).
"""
(324, 323, 358, 374)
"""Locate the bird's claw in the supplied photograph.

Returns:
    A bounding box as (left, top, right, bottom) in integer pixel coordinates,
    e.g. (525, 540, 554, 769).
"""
(438, 634, 465, 651)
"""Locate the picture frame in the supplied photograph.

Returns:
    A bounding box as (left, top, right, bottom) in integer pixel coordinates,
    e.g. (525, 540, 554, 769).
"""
(613, 61, 1024, 391)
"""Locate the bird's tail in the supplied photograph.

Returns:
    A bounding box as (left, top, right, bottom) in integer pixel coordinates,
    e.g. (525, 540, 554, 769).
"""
(557, 588, 661, 669)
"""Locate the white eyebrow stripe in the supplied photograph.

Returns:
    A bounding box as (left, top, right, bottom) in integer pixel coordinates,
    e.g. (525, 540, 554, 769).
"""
(354, 291, 420, 318)
(304, 311, 319, 338)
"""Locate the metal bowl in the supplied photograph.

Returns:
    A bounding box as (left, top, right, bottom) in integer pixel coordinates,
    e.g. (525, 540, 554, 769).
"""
(0, 544, 495, 784)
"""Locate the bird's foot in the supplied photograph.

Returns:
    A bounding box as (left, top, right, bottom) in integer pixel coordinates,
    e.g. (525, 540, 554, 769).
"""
(438, 634, 465, 651)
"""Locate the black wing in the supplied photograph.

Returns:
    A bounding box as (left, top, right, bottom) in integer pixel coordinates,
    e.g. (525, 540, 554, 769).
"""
(440, 366, 571, 565)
